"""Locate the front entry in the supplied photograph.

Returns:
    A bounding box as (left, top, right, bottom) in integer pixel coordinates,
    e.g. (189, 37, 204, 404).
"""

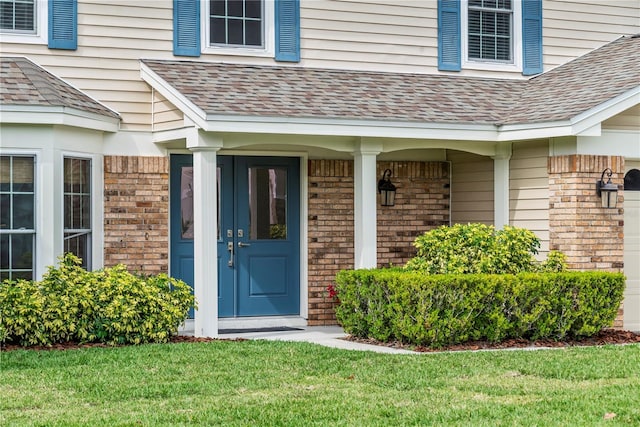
(170, 155, 300, 318)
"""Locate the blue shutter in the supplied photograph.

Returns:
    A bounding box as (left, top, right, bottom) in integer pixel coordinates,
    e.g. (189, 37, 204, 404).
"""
(174, 0, 201, 57)
(275, 0, 300, 62)
(522, 0, 543, 75)
(438, 0, 461, 71)
(48, 0, 77, 50)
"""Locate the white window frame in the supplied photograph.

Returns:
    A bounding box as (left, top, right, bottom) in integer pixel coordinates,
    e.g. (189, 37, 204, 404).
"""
(201, 0, 275, 57)
(461, 0, 522, 72)
(0, 0, 47, 45)
(0, 153, 37, 281)
(62, 155, 92, 270)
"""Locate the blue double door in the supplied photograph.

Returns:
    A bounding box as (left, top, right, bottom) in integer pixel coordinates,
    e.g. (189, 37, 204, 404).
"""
(170, 155, 300, 318)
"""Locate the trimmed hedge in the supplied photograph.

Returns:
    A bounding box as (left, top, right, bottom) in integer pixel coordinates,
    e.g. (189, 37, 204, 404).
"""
(0, 254, 195, 346)
(334, 269, 625, 347)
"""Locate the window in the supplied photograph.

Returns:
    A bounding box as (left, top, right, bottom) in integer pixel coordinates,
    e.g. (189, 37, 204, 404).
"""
(438, 0, 541, 75)
(63, 157, 91, 269)
(467, 0, 513, 62)
(209, 0, 263, 47)
(0, 0, 35, 32)
(0, 155, 35, 281)
(174, 0, 299, 61)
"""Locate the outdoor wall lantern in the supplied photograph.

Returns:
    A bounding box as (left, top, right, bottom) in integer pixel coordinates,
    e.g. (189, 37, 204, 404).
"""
(378, 169, 396, 207)
(595, 168, 618, 209)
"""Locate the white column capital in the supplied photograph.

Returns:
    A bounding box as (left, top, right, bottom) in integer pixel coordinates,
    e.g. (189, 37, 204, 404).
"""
(353, 138, 383, 156)
(186, 128, 223, 151)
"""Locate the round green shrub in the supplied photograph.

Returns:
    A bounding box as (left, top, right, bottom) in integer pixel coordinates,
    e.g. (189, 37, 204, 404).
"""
(405, 224, 566, 274)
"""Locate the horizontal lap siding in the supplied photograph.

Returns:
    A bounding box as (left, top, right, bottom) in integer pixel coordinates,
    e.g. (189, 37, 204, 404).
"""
(544, 0, 640, 68)
(603, 106, 640, 130)
(449, 151, 494, 225)
(510, 140, 550, 256)
(1, 1, 638, 129)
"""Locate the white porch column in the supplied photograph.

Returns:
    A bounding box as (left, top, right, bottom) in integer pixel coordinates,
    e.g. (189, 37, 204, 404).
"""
(187, 129, 222, 338)
(493, 141, 512, 229)
(353, 140, 382, 269)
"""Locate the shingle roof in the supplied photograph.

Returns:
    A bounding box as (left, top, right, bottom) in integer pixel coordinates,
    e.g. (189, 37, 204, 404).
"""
(0, 57, 120, 119)
(503, 35, 640, 124)
(142, 35, 639, 126)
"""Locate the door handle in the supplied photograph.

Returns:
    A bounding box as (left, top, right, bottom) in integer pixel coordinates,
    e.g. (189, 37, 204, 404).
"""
(238, 242, 251, 248)
(227, 241, 234, 267)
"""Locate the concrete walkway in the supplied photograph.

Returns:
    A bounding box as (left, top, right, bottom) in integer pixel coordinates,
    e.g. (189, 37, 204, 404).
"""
(220, 326, 416, 354)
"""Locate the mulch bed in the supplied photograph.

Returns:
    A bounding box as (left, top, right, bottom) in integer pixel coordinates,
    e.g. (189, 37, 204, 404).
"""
(345, 329, 640, 352)
(2, 329, 639, 353)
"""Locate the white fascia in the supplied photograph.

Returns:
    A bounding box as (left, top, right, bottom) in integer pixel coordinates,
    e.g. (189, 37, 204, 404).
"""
(203, 114, 502, 141)
(498, 86, 640, 140)
(0, 105, 120, 132)
(140, 63, 208, 130)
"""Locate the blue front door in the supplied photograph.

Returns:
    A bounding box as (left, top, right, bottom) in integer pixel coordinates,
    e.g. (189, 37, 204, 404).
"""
(170, 155, 300, 317)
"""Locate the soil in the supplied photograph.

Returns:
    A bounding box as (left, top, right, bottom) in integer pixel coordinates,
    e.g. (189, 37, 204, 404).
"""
(2, 329, 638, 353)
(345, 329, 640, 352)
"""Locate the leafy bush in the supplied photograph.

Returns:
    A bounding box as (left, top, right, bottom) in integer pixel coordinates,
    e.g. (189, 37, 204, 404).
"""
(405, 224, 566, 274)
(0, 254, 195, 346)
(334, 269, 625, 347)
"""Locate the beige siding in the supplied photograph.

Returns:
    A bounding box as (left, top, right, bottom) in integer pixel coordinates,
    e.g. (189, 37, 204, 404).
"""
(449, 150, 494, 225)
(152, 91, 184, 131)
(510, 140, 550, 254)
(544, 0, 640, 68)
(603, 105, 640, 130)
(0, 1, 638, 130)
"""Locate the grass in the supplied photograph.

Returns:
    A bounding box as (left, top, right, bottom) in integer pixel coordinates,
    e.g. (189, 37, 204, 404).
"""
(1, 340, 639, 426)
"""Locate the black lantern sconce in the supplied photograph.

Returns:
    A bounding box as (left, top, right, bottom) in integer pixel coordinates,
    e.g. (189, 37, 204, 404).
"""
(595, 168, 618, 209)
(378, 169, 396, 207)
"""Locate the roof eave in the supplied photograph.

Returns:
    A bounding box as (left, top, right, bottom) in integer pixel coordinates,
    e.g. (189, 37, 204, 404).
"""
(0, 105, 120, 132)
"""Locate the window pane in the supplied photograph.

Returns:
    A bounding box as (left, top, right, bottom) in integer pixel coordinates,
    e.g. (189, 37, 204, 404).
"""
(228, 18, 244, 44)
(180, 167, 194, 239)
(64, 232, 89, 269)
(81, 195, 91, 229)
(248, 168, 287, 240)
(0, 2, 14, 30)
(0, 194, 9, 229)
(245, 19, 261, 46)
(0, 234, 8, 269)
(211, 0, 225, 16)
(14, 0, 33, 31)
(12, 194, 33, 229)
(12, 270, 32, 280)
(0, 156, 10, 191)
(227, 0, 243, 17)
(11, 233, 33, 269)
(211, 17, 226, 43)
(12, 156, 34, 192)
(246, 0, 261, 19)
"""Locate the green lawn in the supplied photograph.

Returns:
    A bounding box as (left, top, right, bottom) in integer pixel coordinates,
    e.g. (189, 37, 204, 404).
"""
(1, 341, 638, 426)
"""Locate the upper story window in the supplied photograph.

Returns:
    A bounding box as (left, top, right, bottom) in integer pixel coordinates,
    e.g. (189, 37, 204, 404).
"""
(0, 0, 77, 49)
(209, 0, 263, 47)
(174, 0, 299, 62)
(438, 0, 542, 75)
(0, 0, 35, 33)
(467, 0, 513, 63)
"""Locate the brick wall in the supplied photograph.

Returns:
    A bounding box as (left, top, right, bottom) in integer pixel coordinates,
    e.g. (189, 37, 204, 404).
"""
(307, 159, 450, 325)
(104, 156, 169, 275)
(377, 161, 450, 267)
(308, 160, 355, 325)
(548, 155, 624, 327)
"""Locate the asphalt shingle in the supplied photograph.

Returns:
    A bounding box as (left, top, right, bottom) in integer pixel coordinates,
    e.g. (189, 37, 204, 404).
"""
(142, 35, 639, 126)
(0, 57, 120, 119)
